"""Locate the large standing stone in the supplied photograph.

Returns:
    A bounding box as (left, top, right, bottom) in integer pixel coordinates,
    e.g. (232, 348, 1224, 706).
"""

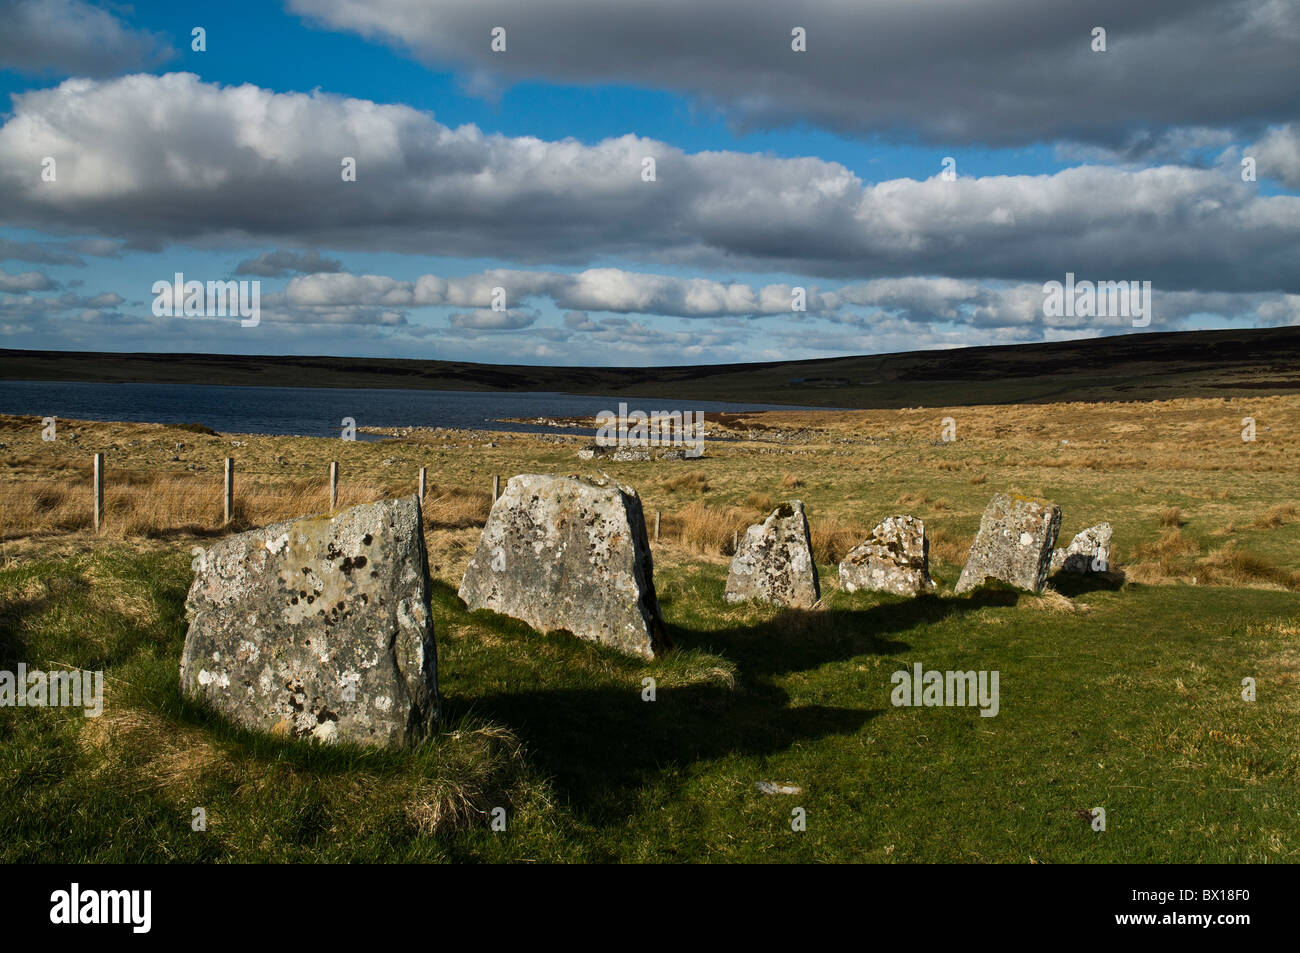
(1050, 522, 1113, 574)
(955, 493, 1062, 594)
(839, 515, 934, 596)
(180, 496, 440, 748)
(725, 501, 821, 608)
(458, 474, 666, 658)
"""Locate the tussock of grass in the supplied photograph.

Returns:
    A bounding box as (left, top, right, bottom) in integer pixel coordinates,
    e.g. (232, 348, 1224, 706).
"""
(928, 528, 972, 566)
(1253, 503, 1298, 529)
(421, 485, 492, 529)
(810, 515, 866, 565)
(663, 472, 710, 494)
(1026, 589, 1088, 613)
(1196, 543, 1300, 591)
(1159, 506, 1185, 528)
(662, 501, 754, 556)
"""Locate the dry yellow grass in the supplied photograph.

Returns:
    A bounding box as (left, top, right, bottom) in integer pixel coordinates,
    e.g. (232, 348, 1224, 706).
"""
(1195, 542, 1300, 591)
(4, 390, 1299, 594)
(663, 472, 710, 494)
(1253, 503, 1298, 529)
(664, 501, 755, 555)
(929, 528, 974, 566)
(809, 514, 867, 565)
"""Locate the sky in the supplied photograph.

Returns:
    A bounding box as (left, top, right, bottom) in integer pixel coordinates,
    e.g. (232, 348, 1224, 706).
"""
(0, 0, 1297, 366)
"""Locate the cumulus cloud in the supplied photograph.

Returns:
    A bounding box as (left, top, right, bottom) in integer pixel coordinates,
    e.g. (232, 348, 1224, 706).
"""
(276, 265, 1300, 332)
(289, 0, 1299, 149)
(0, 268, 57, 292)
(0, 289, 122, 322)
(447, 308, 538, 330)
(1251, 123, 1300, 189)
(0, 0, 173, 76)
(0, 236, 125, 265)
(2, 74, 1297, 292)
(234, 249, 344, 277)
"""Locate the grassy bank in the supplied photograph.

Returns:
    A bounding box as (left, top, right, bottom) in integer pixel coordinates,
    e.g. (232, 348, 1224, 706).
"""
(2, 546, 1297, 862)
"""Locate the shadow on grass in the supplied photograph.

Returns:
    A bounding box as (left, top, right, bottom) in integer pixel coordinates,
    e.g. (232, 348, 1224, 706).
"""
(1048, 570, 1127, 597)
(0, 569, 91, 668)
(440, 582, 1014, 818)
(144, 568, 1019, 825)
(458, 681, 883, 819)
(665, 588, 1009, 680)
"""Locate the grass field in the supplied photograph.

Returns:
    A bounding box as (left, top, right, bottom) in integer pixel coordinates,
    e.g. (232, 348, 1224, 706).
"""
(2, 394, 1298, 862)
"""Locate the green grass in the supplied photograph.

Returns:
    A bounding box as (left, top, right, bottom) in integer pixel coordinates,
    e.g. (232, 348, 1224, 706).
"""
(3, 546, 1297, 862)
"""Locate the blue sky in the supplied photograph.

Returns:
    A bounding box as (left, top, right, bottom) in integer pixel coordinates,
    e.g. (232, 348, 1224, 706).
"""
(1, 0, 1297, 365)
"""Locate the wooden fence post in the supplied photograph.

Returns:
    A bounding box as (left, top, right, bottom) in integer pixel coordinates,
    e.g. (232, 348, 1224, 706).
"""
(92, 453, 104, 532)
(223, 457, 234, 525)
(493, 474, 500, 500)
(329, 461, 339, 511)
(654, 509, 661, 540)
(418, 466, 427, 505)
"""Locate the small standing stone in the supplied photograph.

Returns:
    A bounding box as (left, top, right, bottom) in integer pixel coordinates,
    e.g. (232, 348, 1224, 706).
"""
(1051, 522, 1113, 574)
(725, 501, 820, 608)
(955, 493, 1062, 593)
(839, 515, 934, 596)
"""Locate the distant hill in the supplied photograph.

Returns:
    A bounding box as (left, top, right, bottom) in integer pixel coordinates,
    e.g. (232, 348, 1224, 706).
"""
(4, 325, 1300, 409)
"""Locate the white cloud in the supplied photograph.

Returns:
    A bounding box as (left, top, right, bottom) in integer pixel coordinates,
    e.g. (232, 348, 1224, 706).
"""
(1, 74, 1296, 293)
(0, 268, 57, 292)
(1251, 123, 1300, 189)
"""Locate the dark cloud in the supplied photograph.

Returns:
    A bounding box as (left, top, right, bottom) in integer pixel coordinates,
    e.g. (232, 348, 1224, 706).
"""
(235, 248, 344, 277)
(0, 0, 173, 77)
(291, 0, 1299, 149)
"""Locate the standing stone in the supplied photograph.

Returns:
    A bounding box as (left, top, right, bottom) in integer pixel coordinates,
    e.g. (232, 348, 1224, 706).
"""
(458, 474, 666, 658)
(1050, 522, 1113, 574)
(725, 501, 820, 608)
(955, 493, 1062, 593)
(839, 515, 934, 596)
(180, 496, 440, 748)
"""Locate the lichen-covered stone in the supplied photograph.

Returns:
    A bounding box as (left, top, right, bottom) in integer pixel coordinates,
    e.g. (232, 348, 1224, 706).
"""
(955, 493, 1062, 593)
(180, 496, 440, 748)
(839, 515, 934, 596)
(725, 501, 820, 608)
(458, 474, 666, 658)
(1050, 522, 1113, 574)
